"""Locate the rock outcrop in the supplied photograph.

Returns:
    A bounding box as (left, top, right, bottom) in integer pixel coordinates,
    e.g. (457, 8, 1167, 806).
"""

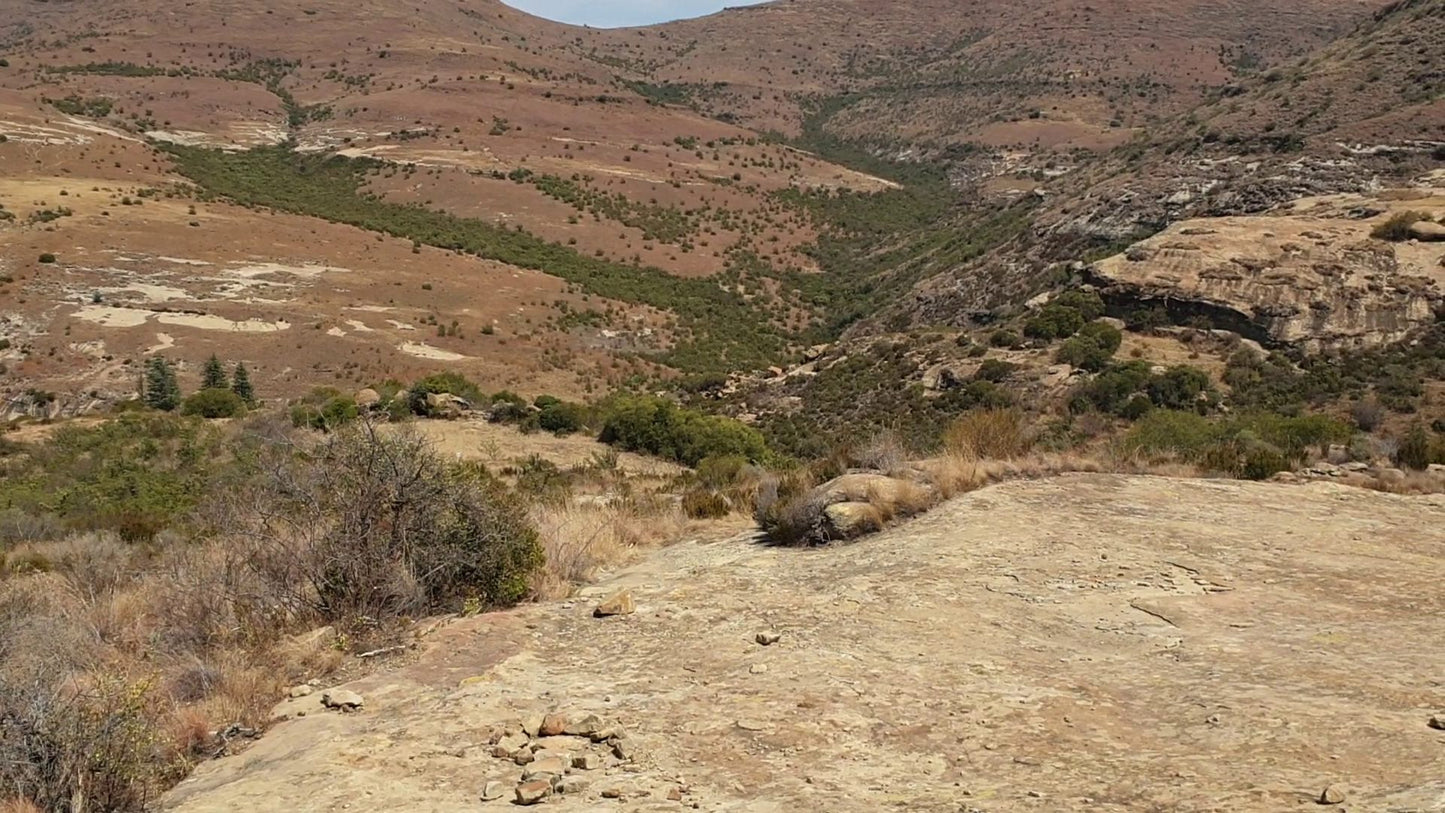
(1087, 187, 1445, 351)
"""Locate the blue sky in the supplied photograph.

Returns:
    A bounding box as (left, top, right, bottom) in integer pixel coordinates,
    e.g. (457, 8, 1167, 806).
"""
(502, 1, 768, 28)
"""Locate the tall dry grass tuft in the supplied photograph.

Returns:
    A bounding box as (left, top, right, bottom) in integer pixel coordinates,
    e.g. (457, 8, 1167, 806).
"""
(528, 497, 686, 599)
(942, 409, 1033, 461)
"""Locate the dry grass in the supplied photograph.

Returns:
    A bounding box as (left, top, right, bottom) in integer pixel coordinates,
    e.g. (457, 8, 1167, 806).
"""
(528, 497, 687, 599)
(942, 409, 1034, 460)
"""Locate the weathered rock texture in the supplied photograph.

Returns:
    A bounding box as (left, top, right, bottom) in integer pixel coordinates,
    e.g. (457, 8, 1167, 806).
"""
(1088, 186, 1445, 350)
(161, 475, 1445, 812)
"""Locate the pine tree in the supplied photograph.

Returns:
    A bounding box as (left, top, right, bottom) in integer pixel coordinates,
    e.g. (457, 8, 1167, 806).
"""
(143, 357, 181, 412)
(201, 354, 228, 390)
(231, 362, 255, 406)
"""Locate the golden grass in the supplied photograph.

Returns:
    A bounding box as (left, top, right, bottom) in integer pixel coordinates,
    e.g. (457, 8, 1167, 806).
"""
(941, 409, 1033, 461)
(528, 497, 687, 599)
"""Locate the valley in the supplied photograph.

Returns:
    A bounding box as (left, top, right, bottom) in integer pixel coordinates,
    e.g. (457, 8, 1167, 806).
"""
(0, 0, 1443, 809)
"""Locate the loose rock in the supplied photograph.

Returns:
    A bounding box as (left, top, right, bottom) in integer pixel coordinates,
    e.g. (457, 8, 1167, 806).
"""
(1428, 713, 1445, 731)
(1318, 785, 1345, 805)
(287, 684, 314, 699)
(514, 780, 552, 805)
(539, 713, 568, 737)
(755, 631, 781, 646)
(320, 689, 364, 711)
(572, 753, 603, 771)
(556, 775, 589, 795)
(593, 590, 636, 617)
(480, 781, 506, 801)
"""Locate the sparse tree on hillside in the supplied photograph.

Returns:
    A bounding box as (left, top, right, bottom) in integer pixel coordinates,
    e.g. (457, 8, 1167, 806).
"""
(201, 354, 229, 390)
(142, 357, 182, 412)
(231, 362, 255, 405)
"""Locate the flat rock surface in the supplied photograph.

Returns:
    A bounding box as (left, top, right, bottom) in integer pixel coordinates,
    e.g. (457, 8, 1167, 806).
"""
(161, 474, 1445, 812)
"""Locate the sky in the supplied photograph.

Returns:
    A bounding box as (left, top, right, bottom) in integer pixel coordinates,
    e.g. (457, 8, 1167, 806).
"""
(501, 0, 769, 28)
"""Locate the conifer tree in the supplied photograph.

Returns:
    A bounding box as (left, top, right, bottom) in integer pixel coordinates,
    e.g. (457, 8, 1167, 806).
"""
(143, 357, 181, 411)
(201, 354, 229, 390)
(231, 362, 255, 406)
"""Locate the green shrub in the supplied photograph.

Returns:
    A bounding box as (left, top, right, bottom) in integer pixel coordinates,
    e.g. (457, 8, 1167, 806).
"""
(599, 395, 768, 466)
(989, 329, 1020, 348)
(407, 372, 484, 414)
(696, 454, 750, 488)
(181, 388, 246, 419)
(1370, 211, 1429, 242)
(1052, 290, 1106, 321)
(1147, 366, 1213, 411)
(1055, 322, 1121, 372)
(290, 389, 359, 431)
(537, 400, 587, 435)
(1396, 423, 1430, 471)
(973, 358, 1018, 383)
(1023, 304, 1084, 341)
(1124, 410, 1349, 478)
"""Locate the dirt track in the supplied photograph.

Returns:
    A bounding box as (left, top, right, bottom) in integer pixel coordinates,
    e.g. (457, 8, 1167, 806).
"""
(161, 474, 1445, 812)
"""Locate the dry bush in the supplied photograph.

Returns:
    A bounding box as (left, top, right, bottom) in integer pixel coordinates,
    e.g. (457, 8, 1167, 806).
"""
(0, 799, 43, 813)
(681, 488, 731, 519)
(942, 409, 1033, 460)
(855, 430, 909, 475)
(217, 421, 543, 623)
(752, 468, 821, 546)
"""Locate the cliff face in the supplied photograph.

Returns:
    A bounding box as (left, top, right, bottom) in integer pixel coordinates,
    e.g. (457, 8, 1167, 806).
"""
(1087, 182, 1445, 350)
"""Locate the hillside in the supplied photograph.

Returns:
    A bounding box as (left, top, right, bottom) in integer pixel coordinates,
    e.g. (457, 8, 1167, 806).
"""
(158, 475, 1445, 812)
(0, 0, 1410, 413)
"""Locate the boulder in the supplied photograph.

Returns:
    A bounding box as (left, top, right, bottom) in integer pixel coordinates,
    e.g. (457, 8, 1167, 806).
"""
(1408, 219, 1445, 242)
(823, 502, 884, 540)
(320, 689, 364, 711)
(593, 591, 635, 617)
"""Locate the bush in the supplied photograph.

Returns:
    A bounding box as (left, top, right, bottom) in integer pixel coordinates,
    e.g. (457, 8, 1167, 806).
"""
(989, 329, 1020, 348)
(227, 423, 542, 620)
(1023, 304, 1084, 341)
(1396, 423, 1430, 470)
(752, 469, 819, 546)
(1052, 290, 1106, 321)
(181, 388, 246, 419)
(599, 396, 768, 467)
(1351, 399, 1386, 432)
(1124, 410, 1350, 478)
(289, 389, 358, 431)
(1370, 211, 1429, 242)
(537, 400, 587, 436)
(407, 372, 484, 415)
(973, 358, 1018, 383)
(1055, 322, 1121, 372)
(681, 488, 730, 519)
(37, 253, 56, 264)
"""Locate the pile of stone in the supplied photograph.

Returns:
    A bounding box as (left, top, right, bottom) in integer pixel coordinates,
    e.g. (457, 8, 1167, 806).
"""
(481, 712, 635, 805)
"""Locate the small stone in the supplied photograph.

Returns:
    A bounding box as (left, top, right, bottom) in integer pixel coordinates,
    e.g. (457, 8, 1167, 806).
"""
(667, 787, 683, 801)
(522, 714, 544, 738)
(611, 740, 634, 761)
(287, 684, 314, 699)
(513, 750, 535, 766)
(1318, 785, 1345, 805)
(593, 590, 636, 617)
(1429, 714, 1445, 731)
(556, 775, 589, 794)
(480, 781, 506, 801)
(539, 713, 568, 737)
(749, 663, 768, 675)
(736, 719, 770, 732)
(320, 689, 364, 711)
(515, 780, 552, 805)
(755, 631, 781, 646)
(601, 787, 624, 799)
(572, 753, 603, 770)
